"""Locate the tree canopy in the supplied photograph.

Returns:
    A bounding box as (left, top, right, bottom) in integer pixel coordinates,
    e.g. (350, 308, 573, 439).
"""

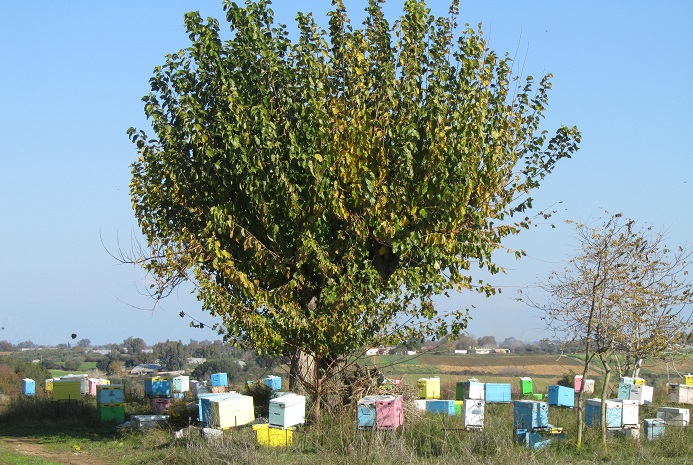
(128, 0, 579, 399)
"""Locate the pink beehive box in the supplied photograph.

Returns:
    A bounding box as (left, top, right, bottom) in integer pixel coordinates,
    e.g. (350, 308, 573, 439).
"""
(151, 397, 172, 415)
(375, 395, 404, 430)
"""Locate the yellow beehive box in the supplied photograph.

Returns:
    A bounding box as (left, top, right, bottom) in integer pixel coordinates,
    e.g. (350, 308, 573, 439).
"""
(634, 378, 646, 386)
(52, 380, 82, 401)
(417, 377, 441, 399)
(45, 379, 54, 392)
(252, 424, 293, 447)
(685, 375, 693, 386)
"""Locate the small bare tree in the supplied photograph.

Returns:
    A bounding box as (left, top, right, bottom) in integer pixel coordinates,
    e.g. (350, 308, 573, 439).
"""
(523, 212, 692, 450)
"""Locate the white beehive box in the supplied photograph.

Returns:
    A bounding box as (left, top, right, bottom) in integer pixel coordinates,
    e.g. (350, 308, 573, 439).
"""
(413, 399, 427, 411)
(620, 399, 639, 426)
(629, 385, 653, 405)
(583, 379, 595, 394)
(667, 384, 693, 404)
(209, 395, 254, 428)
(269, 394, 306, 429)
(462, 399, 485, 429)
(657, 407, 690, 426)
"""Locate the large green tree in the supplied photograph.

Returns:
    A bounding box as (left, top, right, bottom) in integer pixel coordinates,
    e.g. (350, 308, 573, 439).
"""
(128, 0, 579, 412)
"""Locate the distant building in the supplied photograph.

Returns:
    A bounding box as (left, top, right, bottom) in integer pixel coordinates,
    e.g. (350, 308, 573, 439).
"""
(130, 363, 161, 375)
(472, 347, 492, 355)
(454, 349, 468, 354)
(187, 357, 206, 365)
(406, 350, 417, 356)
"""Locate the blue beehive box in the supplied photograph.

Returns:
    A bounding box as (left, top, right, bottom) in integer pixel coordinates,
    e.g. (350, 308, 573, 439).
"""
(585, 399, 622, 428)
(144, 377, 171, 398)
(97, 385, 124, 404)
(211, 372, 228, 387)
(426, 399, 456, 415)
(617, 382, 632, 400)
(485, 383, 512, 403)
(263, 375, 282, 391)
(548, 385, 574, 408)
(357, 395, 378, 429)
(21, 378, 35, 396)
(644, 418, 666, 440)
(513, 400, 549, 430)
(515, 428, 565, 449)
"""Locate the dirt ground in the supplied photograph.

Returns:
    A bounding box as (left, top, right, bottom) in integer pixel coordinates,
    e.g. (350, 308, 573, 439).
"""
(0, 437, 119, 465)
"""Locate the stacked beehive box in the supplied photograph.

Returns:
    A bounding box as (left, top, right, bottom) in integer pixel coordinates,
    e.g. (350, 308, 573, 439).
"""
(144, 377, 172, 414)
(97, 384, 125, 423)
(520, 377, 533, 397)
(513, 400, 564, 449)
(210, 372, 228, 393)
(171, 375, 190, 399)
(656, 406, 689, 426)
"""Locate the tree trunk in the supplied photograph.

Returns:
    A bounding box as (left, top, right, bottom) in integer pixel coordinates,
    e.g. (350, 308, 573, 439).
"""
(576, 353, 594, 449)
(598, 353, 611, 451)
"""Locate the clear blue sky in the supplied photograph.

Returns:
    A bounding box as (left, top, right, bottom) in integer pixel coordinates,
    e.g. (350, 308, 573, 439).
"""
(1, 1, 691, 347)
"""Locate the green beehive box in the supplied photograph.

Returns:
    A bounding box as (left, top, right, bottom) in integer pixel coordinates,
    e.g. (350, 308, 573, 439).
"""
(520, 377, 533, 396)
(98, 403, 125, 423)
(454, 400, 463, 415)
(52, 380, 82, 401)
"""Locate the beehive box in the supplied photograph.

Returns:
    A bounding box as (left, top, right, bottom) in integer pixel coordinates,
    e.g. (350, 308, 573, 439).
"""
(97, 384, 124, 404)
(425, 399, 455, 415)
(454, 400, 463, 416)
(585, 398, 623, 428)
(209, 395, 255, 429)
(210, 372, 228, 387)
(357, 395, 379, 429)
(171, 376, 190, 393)
(131, 415, 169, 429)
(44, 378, 55, 392)
(485, 383, 511, 403)
(513, 400, 549, 430)
(620, 376, 634, 385)
(198, 393, 242, 425)
(98, 403, 125, 423)
(629, 385, 653, 405)
(515, 428, 564, 449)
(617, 382, 632, 400)
(644, 418, 666, 440)
(151, 397, 172, 415)
(548, 385, 574, 408)
(657, 407, 690, 426)
(574, 375, 583, 393)
(21, 379, 35, 396)
(417, 377, 440, 399)
(413, 399, 427, 411)
(87, 378, 105, 396)
(270, 394, 306, 429)
(253, 424, 293, 447)
(375, 395, 403, 430)
(60, 375, 88, 396)
(667, 384, 693, 404)
(462, 399, 485, 429)
(52, 380, 82, 401)
(633, 377, 646, 386)
(620, 399, 639, 426)
(456, 379, 484, 401)
(263, 375, 282, 391)
(685, 375, 693, 386)
(144, 377, 171, 398)
(583, 379, 595, 394)
(520, 377, 533, 396)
